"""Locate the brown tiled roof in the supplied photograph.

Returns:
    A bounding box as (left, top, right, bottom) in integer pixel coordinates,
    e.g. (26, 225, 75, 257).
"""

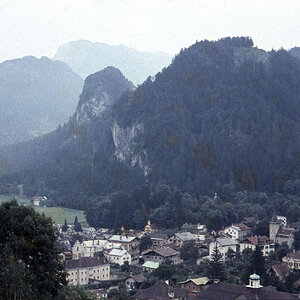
(143, 247, 179, 258)
(66, 257, 107, 269)
(277, 228, 295, 236)
(127, 274, 147, 284)
(239, 286, 298, 299)
(272, 263, 291, 280)
(235, 223, 251, 231)
(244, 235, 273, 246)
(194, 282, 247, 300)
(286, 250, 300, 260)
(133, 280, 187, 300)
(193, 282, 297, 300)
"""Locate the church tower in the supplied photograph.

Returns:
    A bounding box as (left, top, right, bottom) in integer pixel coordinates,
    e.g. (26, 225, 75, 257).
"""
(269, 215, 281, 242)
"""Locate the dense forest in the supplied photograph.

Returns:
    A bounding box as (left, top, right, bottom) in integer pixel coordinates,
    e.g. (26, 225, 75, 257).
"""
(0, 37, 299, 229)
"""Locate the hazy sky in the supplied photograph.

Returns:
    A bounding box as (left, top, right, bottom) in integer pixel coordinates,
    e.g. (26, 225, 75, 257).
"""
(0, 0, 299, 62)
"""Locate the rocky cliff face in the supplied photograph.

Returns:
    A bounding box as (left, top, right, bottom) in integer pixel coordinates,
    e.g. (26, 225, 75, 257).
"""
(111, 121, 149, 176)
(74, 66, 133, 125)
(1, 37, 299, 199)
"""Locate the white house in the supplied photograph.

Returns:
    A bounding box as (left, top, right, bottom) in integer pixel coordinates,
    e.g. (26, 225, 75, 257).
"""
(224, 223, 250, 241)
(66, 257, 110, 286)
(72, 240, 121, 259)
(209, 237, 238, 262)
(105, 248, 131, 265)
(108, 235, 139, 254)
(239, 235, 275, 256)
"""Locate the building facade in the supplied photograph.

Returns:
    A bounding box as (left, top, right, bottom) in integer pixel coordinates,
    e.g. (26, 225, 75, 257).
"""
(66, 257, 110, 286)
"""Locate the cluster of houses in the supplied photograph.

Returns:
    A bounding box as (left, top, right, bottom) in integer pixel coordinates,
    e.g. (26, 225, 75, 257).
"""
(57, 215, 300, 299)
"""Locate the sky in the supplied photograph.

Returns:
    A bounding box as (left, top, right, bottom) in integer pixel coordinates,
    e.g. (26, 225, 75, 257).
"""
(0, 0, 299, 62)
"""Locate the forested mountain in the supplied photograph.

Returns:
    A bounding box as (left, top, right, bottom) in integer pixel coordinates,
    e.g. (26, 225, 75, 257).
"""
(0, 56, 83, 145)
(290, 47, 300, 61)
(53, 40, 173, 85)
(0, 38, 299, 223)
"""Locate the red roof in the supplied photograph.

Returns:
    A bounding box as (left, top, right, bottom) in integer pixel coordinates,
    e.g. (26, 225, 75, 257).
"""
(244, 235, 273, 246)
(286, 250, 300, 260)
(277, 228, 295, 236)
(272, 263, 291, 280)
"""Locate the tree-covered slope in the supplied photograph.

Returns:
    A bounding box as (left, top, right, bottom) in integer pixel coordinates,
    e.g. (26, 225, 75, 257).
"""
(0, 56, 83, 145)
(1, 37, 299, 204)
(53, 40, 173, 85)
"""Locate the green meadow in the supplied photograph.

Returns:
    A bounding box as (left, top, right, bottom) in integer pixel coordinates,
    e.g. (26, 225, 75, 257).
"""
(0, 195, 87, 225)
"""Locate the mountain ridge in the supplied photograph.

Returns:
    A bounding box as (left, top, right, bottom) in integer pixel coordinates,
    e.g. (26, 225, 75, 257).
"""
(0, 55, 84, 145)
(1, 37, 299, 205)
(53, 40, 173, 84)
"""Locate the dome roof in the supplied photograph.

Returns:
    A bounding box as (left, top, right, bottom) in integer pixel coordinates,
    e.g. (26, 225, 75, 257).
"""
(250, 273, 260, 280)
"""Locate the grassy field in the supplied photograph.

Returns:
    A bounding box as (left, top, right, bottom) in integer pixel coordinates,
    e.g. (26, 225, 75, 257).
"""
(0, 195, 87, 225)
(35, 206, 87, 226)
(0, 194, 30, 205)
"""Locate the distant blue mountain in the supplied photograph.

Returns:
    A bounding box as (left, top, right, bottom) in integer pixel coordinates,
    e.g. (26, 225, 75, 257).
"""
(0, 56, 83, 145)
(53, 40, 173, 85)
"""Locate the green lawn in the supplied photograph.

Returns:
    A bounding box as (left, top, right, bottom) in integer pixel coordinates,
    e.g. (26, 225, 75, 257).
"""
(0, 195, 87, 226)
(34, 206, 87, 226)
(0, 194, 30, 205)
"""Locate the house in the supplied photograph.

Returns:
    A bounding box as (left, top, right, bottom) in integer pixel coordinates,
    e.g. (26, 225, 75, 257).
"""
(282, 250, 300, 270)
(224, 223, 250, 241)
(181, 223, 207, 235)
(149, 232, 168, 247)
(178, 277, 210, 293)
(105, 248, 131, 265)
(239, 235, 275, 256)
(142, 247, 181, 265)
(142, 261, 159, 273)
(72, 240, 116, 259)
(209, 237, 238, 262)
(269, 215, 295, 247)
(276, 227, 295, 248)
(193, 274, 298, 299)
(66, 257, 110, 286)
(30, 196, 47, 206)
(167, 232, 198, 248)
(125, 274, 147, 290)
(133, 280, 187, 300)
(108, 235, 140, 254)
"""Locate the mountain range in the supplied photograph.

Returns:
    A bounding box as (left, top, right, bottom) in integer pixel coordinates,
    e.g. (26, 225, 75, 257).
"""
(0, 56, 83, 145)
(53, 40, 173, 84)
(0, 37, 299, 208)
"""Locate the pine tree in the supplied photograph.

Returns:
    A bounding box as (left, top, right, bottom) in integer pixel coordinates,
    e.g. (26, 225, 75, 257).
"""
(62, 218, 68, 232)
(242, 245, 266, 284)
(207, 243, 226, 281)
(74, 216, 82, 232)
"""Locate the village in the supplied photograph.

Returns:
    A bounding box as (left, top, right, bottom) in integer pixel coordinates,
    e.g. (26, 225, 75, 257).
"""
(57, 214, 300, 299)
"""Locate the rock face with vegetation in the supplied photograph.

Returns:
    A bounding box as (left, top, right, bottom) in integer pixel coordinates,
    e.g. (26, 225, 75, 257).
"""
(53, 39, 173, 85)
(0, 56, 83, 145)
(0, 37, 299, 228)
